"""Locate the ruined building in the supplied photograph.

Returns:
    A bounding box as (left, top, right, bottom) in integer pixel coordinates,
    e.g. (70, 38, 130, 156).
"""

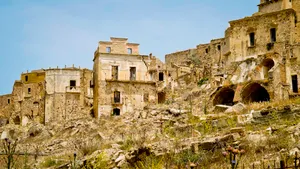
(0, 67, 93, 125)
(166, 0, 300, 107)
(93, 37, 167, 118)
(2, 0, 300, 123)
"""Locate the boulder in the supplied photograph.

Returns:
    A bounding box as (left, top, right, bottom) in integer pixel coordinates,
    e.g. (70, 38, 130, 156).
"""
(225, 103, 246, 114)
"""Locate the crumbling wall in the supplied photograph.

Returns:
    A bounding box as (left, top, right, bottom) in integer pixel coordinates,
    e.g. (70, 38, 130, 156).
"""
(97, 81, 157, 116)
(227, 9, 295, 63)
(98, 37, 139, 55)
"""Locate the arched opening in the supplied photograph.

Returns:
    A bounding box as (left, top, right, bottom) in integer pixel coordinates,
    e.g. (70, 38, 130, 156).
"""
(241, 83, 270, 103)
(158, 92, 166, 104)
(262, 58, 274, 79)
(13, 116, 20, 125)
(213, 87, 235, 106)
(112, 108, 120, 116)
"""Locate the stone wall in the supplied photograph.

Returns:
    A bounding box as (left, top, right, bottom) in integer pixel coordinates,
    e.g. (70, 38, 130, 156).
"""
(98, 37, 139, 55)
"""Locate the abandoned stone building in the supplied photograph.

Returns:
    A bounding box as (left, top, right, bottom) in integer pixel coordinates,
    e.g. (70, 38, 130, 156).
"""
(93, 37, 168, 118)
(0, 66, 93, 125)
(166, 0, 300, 107)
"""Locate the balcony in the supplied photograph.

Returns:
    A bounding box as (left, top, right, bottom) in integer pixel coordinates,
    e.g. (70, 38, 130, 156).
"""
(66, 86, 81, 93)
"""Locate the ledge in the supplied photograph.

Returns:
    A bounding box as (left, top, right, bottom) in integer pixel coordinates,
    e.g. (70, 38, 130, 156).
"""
(105, 79, 156, 85)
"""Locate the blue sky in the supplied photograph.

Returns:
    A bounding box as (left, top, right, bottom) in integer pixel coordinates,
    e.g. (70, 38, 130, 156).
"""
(0, 0, 258, 95)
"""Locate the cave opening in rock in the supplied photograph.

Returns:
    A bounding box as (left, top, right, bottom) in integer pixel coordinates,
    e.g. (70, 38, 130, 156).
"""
(241, 83, 270, 103)
(213, 87, 235, 106)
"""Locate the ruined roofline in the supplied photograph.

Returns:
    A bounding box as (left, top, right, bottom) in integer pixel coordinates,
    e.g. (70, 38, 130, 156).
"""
(127, 43, 140, 46)
(165, 48, 196, 56)
(21, 67, 92, 74)
(98, 41, 139, 46)
(110, 37, 128, 41)
(257, 0, 282, 7)
(98, 52, 149, 57)
(0, 94, 12, 97)
(229, 8, 295, 25)
(94, 52, 150, 59)
(211, 38, 225, 43)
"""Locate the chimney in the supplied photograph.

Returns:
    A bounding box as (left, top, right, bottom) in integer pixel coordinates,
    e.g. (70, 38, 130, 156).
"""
(149, 53, 152, 59)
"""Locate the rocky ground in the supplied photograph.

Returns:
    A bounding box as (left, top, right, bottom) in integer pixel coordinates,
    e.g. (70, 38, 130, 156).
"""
(0, 90, 300, 168)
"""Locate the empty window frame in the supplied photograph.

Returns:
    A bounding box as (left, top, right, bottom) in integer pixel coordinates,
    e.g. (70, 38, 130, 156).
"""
(25, 75, 28, 82)
(130, 67, 136, 81)
(8, 99, 10, 104)
(112, 66, 118, 80)
(114, 91, 121, 103)
(217, 45, 221, 51)
(70, 80, 76, 89)
(106, 47, 111, 53)
(249, 32, 255, 46)
(270, 28, 276, 43)
(127, 48, 132, 54)
(28, 88, 31, 94)
(159, 72, 164, 81)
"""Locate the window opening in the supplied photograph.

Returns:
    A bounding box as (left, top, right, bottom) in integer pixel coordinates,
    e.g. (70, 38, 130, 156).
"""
(106, 47, 111, 53)
(70, 80, 76, 89)
(127, 48, 132, 54)
(130, 67, 136, 81)
(270, 28, 276, 43)
(113, 108, 120, 116)
(159, 72, 164, 81)
(249, 32, 255, 46)
(292, 75, 298, 93)
(114, 91, 121, 103)
(112, 66, 118, 80)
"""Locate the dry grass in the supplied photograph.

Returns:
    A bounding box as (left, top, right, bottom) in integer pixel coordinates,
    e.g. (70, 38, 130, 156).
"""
(246, 97, 300, 111)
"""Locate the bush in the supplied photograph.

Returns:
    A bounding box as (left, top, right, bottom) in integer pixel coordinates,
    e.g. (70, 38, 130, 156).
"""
(198, 77, 209, 86)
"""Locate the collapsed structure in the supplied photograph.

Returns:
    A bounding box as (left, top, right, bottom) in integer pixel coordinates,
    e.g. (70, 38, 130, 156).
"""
(0, 67, 93, 125)
(93, 37, 169, 117)
(1, 0, 300, 124)
(166, 0, 300, 107)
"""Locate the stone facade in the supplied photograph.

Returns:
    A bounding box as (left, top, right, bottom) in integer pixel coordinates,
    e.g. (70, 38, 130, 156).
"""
(0, 67, 93, 125)
(165, 0, 300, 106)
(93, 37, 162, 118)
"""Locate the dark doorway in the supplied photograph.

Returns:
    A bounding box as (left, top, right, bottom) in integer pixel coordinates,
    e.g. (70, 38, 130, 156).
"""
(292, 75, 298, 93)
(213, 87, 235, 106)
(113, 108, 120, 116)
(241, 83, 270, 103)
(158, 92, 166, 104)
(130, 67, 136, 81)
(159, 72, 164, 81)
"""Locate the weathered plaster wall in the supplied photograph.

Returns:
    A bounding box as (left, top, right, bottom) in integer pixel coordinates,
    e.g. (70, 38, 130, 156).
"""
(227, 9, 295, 63)
(97, 54, 151, 82)
(98, 37, 139, 55)
(97, 81, 157, 116)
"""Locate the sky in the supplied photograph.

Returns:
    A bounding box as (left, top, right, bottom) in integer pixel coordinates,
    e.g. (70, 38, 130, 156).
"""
(0, 0, 258, 95)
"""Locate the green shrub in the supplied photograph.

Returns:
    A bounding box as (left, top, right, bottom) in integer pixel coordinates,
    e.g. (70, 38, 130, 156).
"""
(198, 77, 209, 86)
